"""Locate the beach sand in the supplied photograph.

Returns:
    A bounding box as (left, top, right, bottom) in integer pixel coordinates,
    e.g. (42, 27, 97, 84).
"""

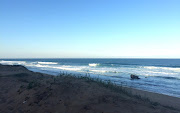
(0, 64, 179, 113)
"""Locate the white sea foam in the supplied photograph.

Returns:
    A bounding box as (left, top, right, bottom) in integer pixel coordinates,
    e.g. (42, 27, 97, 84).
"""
(51, 66, 84, 71)
(89, 63, 99, 67)
(144, 66, 180, 72)
(90, 69, 106, 73)
(144, 71, 175, 75)
(0, 60, 26, 65)
(34, 64, 50, 68)
(37, 62, 58, 65)
(144, 66, 158, 69)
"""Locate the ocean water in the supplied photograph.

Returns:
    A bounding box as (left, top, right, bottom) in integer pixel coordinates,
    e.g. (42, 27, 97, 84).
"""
(0, 58, 180, 98)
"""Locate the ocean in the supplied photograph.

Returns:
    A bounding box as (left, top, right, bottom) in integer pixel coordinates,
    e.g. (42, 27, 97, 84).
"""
(0, 58, 180, 98)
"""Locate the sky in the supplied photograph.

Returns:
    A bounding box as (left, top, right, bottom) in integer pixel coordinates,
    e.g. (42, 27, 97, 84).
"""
(0, 0, 180, 58)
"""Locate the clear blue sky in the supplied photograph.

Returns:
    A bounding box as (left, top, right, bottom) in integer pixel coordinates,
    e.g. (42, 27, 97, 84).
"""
(1, 0, 180, 58)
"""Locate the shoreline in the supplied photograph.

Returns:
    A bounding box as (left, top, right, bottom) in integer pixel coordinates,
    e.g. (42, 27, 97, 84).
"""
(27, 66, 180, 102)
(0, 64, 180, 113)
(123, 86, 180, 109)
(1, 59, 180, 98)
(27, 67, 180, 108)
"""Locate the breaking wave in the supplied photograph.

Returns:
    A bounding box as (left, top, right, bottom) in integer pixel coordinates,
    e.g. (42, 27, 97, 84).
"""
(89, 63, 99, 67)
(37, 62, 58, 65)
(0, 60, 26, 65)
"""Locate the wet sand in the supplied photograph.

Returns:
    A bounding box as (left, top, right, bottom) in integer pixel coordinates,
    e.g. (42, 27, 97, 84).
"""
(0, 64, 179, 113)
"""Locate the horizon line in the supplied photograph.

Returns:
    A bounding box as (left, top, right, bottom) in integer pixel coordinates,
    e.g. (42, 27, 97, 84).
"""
(0, 58, 180, 59)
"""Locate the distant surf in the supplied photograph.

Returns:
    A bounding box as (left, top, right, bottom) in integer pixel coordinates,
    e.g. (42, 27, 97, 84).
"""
(37, 62, 58, 65)
(89, 63, 99, 67)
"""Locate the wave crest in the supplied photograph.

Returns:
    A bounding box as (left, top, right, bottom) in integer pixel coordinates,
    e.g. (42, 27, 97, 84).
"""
(89, 63, 99, 67)
(37, 62, 58, 65)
